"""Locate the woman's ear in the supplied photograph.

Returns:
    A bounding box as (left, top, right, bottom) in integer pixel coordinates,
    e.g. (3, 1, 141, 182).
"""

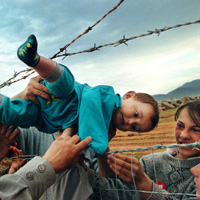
(122, 91, 136, 100)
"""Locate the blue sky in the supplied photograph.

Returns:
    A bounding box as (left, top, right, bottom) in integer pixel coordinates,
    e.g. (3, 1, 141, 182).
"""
(0, 0, 200, 97)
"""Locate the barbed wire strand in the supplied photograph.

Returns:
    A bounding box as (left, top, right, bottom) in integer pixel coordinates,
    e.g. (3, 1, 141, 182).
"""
(57, 19, 200, 58)
(0, 20, 200, 89)
(0, 19, 199, 90)
(104, 188, 199, 199)
(2, 141, 200, 161)
(108, 141, 200, 154)
(0, 0, 124, 91)
(50, 0, 125, 60)
(2, 142, 200, 199)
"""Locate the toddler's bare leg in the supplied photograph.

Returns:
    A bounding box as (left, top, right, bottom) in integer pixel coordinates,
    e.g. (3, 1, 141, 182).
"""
(17, 34, 56, 78)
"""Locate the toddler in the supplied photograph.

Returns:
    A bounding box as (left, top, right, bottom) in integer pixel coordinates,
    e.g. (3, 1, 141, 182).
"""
(0, 35, 159, 157)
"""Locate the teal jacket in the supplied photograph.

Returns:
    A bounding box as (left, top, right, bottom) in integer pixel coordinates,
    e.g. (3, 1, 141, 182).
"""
(0, 64, 121, 156)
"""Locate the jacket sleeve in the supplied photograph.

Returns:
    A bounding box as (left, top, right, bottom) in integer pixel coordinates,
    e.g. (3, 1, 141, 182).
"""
(0, 156, 56, 200)
(44, 64, 75, 98)
(0, 95, 40, 127)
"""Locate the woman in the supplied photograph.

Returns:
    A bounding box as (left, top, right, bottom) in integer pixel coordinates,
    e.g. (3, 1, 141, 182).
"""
(103, 101, 200, 199)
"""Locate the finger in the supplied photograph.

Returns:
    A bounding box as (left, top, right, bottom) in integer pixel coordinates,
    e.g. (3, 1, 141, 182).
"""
(32, 80, 51, 95)
(9, 129, 20, 143)
(35, 88, 51, 99)
(109, 161, 133, 181)
(108, 153, 135, 166)
(68, 135, 81, 144)
(5, 126, 16, 137)
(12, 142, 18, 147)
(115, 154, 134, 163)
(108, 155, 132, 171)
(0, 124, 10, 135)
(61, 127, 75, 137)
(74, 136, 92, 153)
(55, 134, 71, 141)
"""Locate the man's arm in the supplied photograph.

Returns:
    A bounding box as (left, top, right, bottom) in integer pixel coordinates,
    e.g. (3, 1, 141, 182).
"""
(0, 133, 91, 200)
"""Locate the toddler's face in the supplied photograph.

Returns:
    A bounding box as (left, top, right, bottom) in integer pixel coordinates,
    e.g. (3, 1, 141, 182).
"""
(111, 97, 154, 132)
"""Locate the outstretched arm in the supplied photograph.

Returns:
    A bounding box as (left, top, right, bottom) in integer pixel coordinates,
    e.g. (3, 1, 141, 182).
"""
(0, 134, 92, 199)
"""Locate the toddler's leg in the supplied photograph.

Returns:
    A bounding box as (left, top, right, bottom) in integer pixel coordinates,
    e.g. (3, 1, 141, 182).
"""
(17, 34, 56, 78)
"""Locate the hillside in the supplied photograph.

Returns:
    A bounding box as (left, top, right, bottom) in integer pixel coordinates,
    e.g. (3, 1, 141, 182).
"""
(153, 79, 200, 102)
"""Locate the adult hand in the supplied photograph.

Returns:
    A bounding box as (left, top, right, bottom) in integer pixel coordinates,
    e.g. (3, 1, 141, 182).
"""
(107, 153, 153, 195)
(11, 76, 51, 106)
(43, 134, 92, 174)
(0, 123, 20, 161)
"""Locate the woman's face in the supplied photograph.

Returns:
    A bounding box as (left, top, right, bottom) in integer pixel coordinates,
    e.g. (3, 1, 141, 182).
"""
(175, 107, 200, 159)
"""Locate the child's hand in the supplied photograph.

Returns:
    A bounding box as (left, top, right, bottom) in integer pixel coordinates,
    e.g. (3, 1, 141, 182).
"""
(107, 153, 153, 199)
(107, 154, 152, 188)
(8, 146, 26, 174)
(0, 124, 20, 162)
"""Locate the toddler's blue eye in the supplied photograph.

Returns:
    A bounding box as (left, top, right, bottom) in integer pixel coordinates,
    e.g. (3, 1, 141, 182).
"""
(134, 111, 138, 117)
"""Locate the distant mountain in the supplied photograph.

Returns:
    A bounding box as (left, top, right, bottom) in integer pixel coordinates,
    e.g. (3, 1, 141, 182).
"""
(153, 79, 200, 102)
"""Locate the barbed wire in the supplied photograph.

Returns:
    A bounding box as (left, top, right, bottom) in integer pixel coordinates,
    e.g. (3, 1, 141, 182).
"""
(2, 141, 200, 161)
(57, 19, 200, 58)
(2, 141, 200, 199)
(107, 141, 200, 154)
(0, 19, 199, 90)
(51, 0, 125, 59)
(104, 188, 199, 199)
(0, 69, 35, 90)
(0, 0, 124, 90)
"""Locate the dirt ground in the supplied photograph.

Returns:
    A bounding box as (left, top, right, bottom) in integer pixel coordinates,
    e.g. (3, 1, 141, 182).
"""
(109, 109, 177, 157)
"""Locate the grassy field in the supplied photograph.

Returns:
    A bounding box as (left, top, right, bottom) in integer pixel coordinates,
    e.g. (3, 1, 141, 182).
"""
(109, 108, 177, 157)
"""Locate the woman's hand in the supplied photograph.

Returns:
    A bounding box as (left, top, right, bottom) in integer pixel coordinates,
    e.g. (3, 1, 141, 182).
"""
(0, 123, 20, 161)
(11, 76, 51, 106)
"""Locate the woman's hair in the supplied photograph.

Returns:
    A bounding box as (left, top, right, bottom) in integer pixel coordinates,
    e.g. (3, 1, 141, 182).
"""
(175, 101, 200, 126)
(135, 93, 159, 131)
